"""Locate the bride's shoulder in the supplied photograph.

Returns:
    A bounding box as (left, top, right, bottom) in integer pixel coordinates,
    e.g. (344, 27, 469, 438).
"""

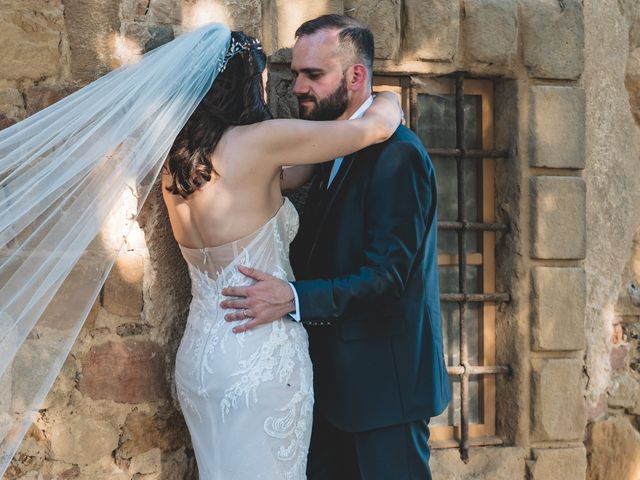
(215, 123, 278, 173)
(221, 120, 286, 161)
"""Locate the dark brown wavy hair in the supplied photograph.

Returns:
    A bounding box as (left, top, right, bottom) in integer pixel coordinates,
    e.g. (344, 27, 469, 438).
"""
(164, 31, 272, 198)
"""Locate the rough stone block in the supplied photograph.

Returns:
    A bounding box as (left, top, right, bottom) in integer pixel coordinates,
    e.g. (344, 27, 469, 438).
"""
(119, 410, 188, 458)
(265, 0, 343, 51)
(146, 24, 175, 51)
(529, 447, 587, 480)
(521, 0, 585, 79)
(218, 0, 262, 38)
(159, 448, 195, 480)
(102, 254, 144, 317)
(610, 344, 629, 370)
(0, 1, 64, 81)
(120, 0, 151, 22)
(405, 0, 460, 61)
(49, 416, 119, 464)
(606, 371, 640, 410)
(6, 424, 48, 476)
(531, 267, 586, 351)
(0, 114, 17, 130)
(267, 68, 299, 119)
(40, 354, 79, 411)
(345, 0, 401, 59)
(587, 417, 640, 480)
(463, 0, 517, 64)
(531, 176, 586, 259)
(530, 86, 586, 169)
(25, 84, 77, 116)
(63, 0, 122, 81)
(431, 446, 526, 479)
(147, 0, 181, 24)
(121, 22, 175, 57)
(78, 340, 167, 403)
(77, 464, 129, 480)
(179, 0, 262, 38)
(93, 307, 133, 332)
(531, 358, 586, 441)
(129, 448, 162, 475)
(587, 394, 608, 422)
(0, 88, 25, 120)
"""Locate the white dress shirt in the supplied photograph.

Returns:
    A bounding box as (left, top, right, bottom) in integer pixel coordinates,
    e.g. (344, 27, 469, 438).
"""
(288, 96, 374, 322)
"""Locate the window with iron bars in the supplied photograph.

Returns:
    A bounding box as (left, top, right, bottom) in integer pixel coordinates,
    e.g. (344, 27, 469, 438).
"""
(373, 74, 511, 461)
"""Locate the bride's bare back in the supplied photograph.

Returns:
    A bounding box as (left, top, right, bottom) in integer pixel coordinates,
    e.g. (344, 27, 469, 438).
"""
(162, 126, 283, 249)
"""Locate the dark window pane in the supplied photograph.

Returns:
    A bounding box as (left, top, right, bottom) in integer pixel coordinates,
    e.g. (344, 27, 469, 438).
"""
(437, 230, 480, 256)
(438, 265, 481, 294)
(417, 93, 482, 150)
(438, 230, 458, 255)
(419, 94, 483, 226)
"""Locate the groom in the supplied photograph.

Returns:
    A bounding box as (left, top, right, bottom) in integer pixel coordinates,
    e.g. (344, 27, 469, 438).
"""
(221, 14, 450, 479)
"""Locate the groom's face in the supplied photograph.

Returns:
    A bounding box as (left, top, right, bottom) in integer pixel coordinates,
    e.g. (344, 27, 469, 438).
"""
(291, 29, 350, 121)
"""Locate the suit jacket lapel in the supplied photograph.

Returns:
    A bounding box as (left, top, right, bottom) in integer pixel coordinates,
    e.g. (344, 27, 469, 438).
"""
(305, 153, 356, 264)
(323, 153, 355, 218)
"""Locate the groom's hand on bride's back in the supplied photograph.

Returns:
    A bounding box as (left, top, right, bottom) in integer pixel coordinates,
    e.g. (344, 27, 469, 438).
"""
(220, 266, 296, 333)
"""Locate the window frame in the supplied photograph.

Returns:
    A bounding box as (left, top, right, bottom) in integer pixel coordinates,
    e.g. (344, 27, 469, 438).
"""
(373, 75, 509, 455)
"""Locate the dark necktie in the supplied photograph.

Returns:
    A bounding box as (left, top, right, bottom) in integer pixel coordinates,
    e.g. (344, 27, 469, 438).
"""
(317, 160, 334, 191)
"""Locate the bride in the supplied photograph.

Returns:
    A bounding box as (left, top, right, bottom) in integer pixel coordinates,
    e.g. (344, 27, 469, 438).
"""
(162, 31, 400, 479)
(0, 23, 400, 479)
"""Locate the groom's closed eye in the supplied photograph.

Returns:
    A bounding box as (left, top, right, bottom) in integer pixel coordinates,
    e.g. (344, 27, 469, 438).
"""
(292, 68, 325, 79)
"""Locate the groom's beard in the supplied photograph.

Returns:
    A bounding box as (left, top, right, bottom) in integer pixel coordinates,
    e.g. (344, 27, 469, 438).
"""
(297, 78, 349, 121)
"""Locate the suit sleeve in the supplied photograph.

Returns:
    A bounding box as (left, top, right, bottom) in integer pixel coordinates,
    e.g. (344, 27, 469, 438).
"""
(291, 141, 436, 322)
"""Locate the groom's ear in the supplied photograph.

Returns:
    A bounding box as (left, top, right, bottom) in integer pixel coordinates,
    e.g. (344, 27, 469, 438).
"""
(346, 64, 368, 92)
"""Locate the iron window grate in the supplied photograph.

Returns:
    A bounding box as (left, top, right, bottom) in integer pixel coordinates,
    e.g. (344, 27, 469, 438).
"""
(415, 73, 512, 463)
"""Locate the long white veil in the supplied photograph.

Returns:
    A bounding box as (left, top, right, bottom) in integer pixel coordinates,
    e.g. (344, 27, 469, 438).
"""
(0, 23, 232, 473)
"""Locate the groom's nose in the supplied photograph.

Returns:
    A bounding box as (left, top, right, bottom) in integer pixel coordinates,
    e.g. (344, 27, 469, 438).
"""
(292, 75, 309, 97)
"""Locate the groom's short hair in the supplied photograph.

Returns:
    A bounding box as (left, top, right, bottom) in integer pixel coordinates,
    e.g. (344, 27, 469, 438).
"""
(295, 14, 374, 78)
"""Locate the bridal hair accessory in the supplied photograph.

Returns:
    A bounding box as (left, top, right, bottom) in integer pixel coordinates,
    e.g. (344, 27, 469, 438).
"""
(0, 23, 234, 474)
(220, 32, 263, 73)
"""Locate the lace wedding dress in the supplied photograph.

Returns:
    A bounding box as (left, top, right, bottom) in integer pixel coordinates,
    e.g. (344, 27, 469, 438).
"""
(174, 197, 313, 480)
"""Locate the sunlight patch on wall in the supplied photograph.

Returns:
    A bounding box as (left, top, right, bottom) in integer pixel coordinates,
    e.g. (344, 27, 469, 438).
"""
(100, 183, 141, 253)
(182, 1, 231, 31)
(113, 33, 142, 66)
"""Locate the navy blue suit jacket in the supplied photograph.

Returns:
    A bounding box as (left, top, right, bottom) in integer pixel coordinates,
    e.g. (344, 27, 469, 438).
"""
(291, 125, 451, 432)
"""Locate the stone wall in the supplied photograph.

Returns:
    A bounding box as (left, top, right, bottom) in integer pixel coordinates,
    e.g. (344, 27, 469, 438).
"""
(583, 1, 640, 478)
(1, 1, 638, 479)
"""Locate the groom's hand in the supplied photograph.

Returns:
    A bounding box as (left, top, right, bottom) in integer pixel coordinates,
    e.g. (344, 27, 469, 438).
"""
(220, 266, 295, 334)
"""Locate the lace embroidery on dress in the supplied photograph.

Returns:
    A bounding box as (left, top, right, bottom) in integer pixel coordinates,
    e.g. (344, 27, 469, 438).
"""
(176, 378, 202, 421)
(263, 327, 314, 480)
(221, 319, 293, 419)
(183, 258, 254, 396)
(175, 198, 312, 479)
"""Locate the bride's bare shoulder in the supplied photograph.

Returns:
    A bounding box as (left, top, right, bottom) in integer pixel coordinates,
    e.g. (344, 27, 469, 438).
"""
(217, 121, 282, 170)
(225, 119, 278, 142)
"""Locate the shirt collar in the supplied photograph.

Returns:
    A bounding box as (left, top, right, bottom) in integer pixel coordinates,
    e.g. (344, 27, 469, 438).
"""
(348, 96, 374, 120)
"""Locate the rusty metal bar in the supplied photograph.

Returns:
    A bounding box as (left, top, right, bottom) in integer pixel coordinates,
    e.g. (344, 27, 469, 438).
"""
(447, 365, 511, 376)
(410, 85, 418, 134)
(428, 148, 509, 158)
(441, 293, 510, 303)
(439, 221, 508, 232)
(454, 73, 471, 464)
